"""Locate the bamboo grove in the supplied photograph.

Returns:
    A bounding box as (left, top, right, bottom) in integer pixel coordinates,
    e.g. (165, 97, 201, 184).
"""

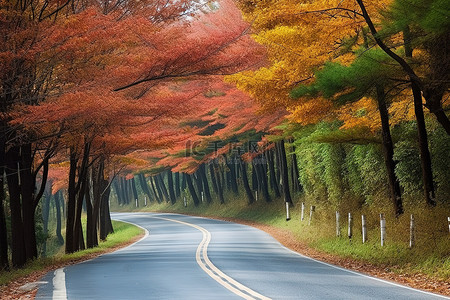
(1, 0, 449, 272)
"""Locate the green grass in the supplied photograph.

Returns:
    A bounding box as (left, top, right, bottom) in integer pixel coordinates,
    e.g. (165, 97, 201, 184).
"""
(113, 193, 450, 282)
(0, 220, 144, 287)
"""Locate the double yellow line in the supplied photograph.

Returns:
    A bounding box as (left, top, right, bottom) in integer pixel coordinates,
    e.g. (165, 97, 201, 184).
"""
(153, 216, 271, 300)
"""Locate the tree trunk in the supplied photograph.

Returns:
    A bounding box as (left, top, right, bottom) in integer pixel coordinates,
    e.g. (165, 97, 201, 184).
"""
(0, 164, 9, 270)
(209, 163, 224, 204)
(266, 149, 281, 197)
(60, 192, 66, 219)
(113, 179, 122, 205)
(412, 82, 436, 206)
(153, 176, 164, 203)
(123, 177, 131, 204)
(66, 142, 90, 254)
(100, 182, 113, 240)
(114, 178, 122, 205)
(175, 172, 181, 198)
(404, 29, 436, 207)
(288, 140, 302, 193)
(251, 162, 258, 191)
(41, 187, 51, 256)
(403, 26, 435, 207)
(20, 144, 38, 261)
(54, 191, 64, 245)
(181, 172, 187, 190)
(85, 188, 94, 248)
(157, 174, 170, 203)
(230, 160, 239, 195)
(376, 85, 404, 216)
(221, 167, 226, 192)
(121, 177, 129, 205)
(277, 140, 293, 206)
(90, 160, 106, 248)
(216, 165, 225, 204)
(6, 146, 26, 266)
(73, 143, 90, 252)
(66, 148, 77, 254)
(240, 159, 255, 204)
(225, 168, 231, 191)
(150, 177, 162, 204)
(86, 173, 96, 249)
(291, 149, 302, 193)
(131, 177, 139, 207)
(194, 172, 203, 199)
(274, 145, 281, 191)
(73, 171, 87, 252)
(167, 171, 177, 205)
(209, 162, 219, 195)
(138, 174, 152, 203)
(422, 30, 450, 135)
(0, 133, 9, 270)
(185, 173, 200, 206)
(254, 156, 271, 202)
(199, 164, 212, 204)
(224, 155, 238, 194)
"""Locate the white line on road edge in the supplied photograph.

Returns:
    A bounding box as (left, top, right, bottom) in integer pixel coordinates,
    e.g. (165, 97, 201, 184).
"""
(50, 219, 149, 300)
(279, 239, 450, 299)
(52, 268, 67, 300)
(112, 218, 150, 252)
(154, 216, 271, 300)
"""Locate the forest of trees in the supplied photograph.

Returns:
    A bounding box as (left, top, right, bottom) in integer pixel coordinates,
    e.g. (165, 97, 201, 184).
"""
(1, 0, 448, 272)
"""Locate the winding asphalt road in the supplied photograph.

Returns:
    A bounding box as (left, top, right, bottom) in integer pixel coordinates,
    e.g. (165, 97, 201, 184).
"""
(35, 212, 448, 299)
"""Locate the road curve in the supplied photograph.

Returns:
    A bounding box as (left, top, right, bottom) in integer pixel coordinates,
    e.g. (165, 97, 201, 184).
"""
(35, 212, 448, 300)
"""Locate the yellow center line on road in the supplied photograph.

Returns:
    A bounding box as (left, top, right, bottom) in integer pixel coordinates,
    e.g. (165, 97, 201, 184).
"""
(153, 216, 271, 300)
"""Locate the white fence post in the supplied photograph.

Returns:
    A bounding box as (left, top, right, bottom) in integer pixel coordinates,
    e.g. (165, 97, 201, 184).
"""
(362, 215, 367, 243)
(135, 199, 138, 208)
(410, 214, 415, 248)
(286, 202, 291, 221)
(201, 191, 204, 203)
(308, 206, 315, 225)
(348, 213, 353, 239)
(380, 214, 386, 246)
(255, 190, 258, 202)
(144, 196, 147, 206)
(183, 196, 187, 207)
(336, 211, 340, 237)
(301, 202, 305, 221)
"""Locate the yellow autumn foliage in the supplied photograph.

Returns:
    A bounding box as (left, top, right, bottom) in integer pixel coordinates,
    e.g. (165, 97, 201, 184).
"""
(287, 98, 334, 125)
(338, 97, 381, 132)
(228, 0, 393, 123)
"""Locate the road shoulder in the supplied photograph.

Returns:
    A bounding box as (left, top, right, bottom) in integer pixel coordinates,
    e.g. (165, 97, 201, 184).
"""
(191, 214, 449, 298)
